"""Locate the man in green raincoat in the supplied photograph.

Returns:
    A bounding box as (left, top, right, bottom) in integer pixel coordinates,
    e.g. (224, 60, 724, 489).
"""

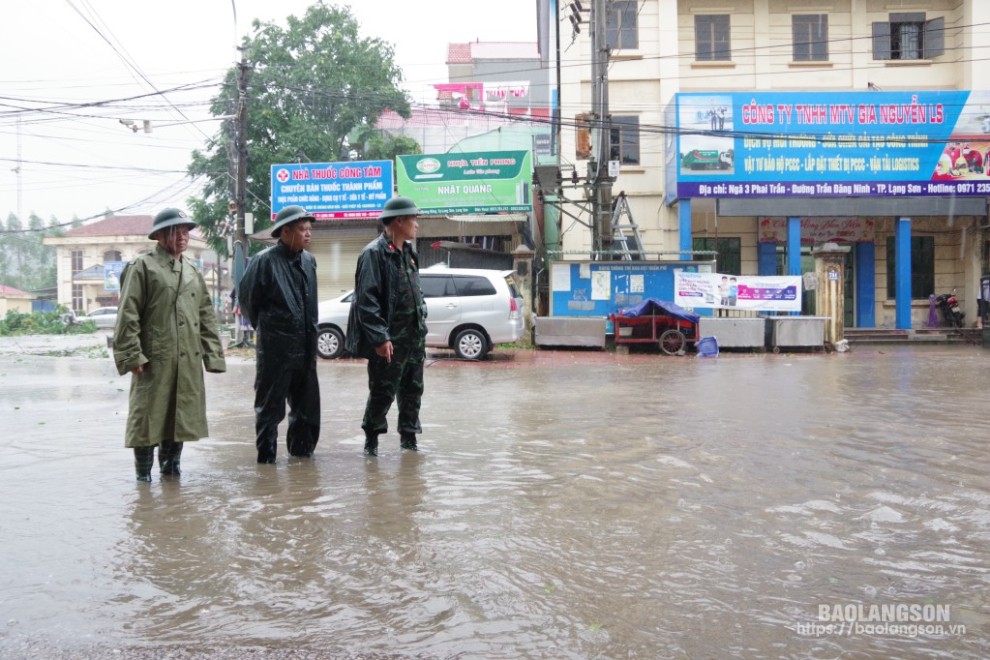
(113, 208, 227, 482)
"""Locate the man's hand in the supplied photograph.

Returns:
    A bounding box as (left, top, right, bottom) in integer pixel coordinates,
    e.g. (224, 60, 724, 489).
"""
(375, 340, 393, 363)
(131, 364, 146, 375)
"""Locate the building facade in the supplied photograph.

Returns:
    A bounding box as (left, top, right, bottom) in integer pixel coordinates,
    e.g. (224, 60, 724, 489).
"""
(43, 215, 219, 315)
(556, 0, 990, 328)
(0, 284, 33, 315)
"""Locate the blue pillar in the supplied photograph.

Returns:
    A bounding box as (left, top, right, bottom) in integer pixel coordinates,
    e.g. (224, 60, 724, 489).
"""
(855, 242, 875, 328)
(679, 199, 692, 260)
(787, 217, 801, 316)
(786, 217, 801, 275)
(757, 242, 777, 275)
(895, 217, 912, 329)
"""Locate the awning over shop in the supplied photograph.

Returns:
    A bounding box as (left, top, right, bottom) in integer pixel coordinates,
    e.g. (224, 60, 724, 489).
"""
(72, 264, 104, 282)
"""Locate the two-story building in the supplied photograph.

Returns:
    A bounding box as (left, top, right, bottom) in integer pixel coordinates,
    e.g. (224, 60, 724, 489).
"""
(43, 214, 220, 314)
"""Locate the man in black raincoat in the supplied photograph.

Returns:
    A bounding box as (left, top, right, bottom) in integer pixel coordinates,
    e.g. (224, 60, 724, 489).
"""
(238, 206, 320, 463)
(346, 196, 428, 456)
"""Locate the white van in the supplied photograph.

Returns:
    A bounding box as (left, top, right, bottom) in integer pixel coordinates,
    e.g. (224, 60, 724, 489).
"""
(316, 266, 524, 360)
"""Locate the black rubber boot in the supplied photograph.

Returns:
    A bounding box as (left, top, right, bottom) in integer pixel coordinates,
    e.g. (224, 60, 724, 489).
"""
(159, 440, 183, 476)
(400, 432, 418, 451)
(134, 446, 155, 482)
(257, 438, 277, 464)
(364, 434, 379, 457)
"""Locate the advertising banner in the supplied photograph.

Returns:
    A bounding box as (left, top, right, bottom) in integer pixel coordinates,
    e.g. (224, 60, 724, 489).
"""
(432, 82, 531, 111)
(103, 261, 123, 292)
(675, 271, 802, 312)
(671, 90, 990, 199)
(396, 150, 533, 215)
(270, 160, 393, 220)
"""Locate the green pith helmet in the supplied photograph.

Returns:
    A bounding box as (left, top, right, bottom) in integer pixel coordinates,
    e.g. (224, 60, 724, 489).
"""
(148, 208, 196, 240)
(378, 196, 420, 224)
(270, 205, 315, 237)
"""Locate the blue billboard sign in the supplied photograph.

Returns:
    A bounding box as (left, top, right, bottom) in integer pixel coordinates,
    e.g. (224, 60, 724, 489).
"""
(670, 90, 990, 199)
(270, 160, 393, 220)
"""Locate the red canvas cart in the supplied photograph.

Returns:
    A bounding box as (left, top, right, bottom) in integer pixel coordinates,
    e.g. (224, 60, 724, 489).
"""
(609, 299, 701, 355)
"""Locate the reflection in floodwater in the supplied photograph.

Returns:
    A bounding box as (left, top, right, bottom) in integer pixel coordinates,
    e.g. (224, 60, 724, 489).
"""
(1, 345, 989, 657)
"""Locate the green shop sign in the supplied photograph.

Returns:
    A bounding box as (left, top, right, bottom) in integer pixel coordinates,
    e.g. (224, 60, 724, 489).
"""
(396, 150, 533, 215)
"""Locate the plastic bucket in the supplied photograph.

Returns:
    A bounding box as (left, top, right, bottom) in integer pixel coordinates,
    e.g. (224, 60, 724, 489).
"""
(696, 335, 719, 357)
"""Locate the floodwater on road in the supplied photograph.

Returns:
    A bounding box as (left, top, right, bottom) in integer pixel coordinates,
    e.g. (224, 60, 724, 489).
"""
(0, 334, 988, 658)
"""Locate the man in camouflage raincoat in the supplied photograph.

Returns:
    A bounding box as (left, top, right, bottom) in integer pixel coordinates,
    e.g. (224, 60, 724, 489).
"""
(346, 196, 427, 456)
(113, 208, 227, 481)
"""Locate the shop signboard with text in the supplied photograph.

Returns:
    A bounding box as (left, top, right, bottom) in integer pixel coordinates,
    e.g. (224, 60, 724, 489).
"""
(669, 90, 990, 200)
(270, 160, 393, 220)
(396, 150, 533, 215)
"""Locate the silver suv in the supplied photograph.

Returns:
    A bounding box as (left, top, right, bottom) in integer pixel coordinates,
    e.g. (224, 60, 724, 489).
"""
(316, 266, 524, 360)
(419, 265, 524, 360)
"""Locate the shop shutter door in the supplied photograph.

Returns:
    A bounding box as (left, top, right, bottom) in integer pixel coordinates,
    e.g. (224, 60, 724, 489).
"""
(309, 228, 377, 301)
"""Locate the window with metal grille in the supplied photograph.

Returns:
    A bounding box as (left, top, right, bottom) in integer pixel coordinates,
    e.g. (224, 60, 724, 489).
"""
(607, 1, 638, 50)
(71, 250, 83, 274)
(72, 284, 83, 312)
(885, 236, 934, 299)
(793, 14, 828, 61)
(695, 15, 731, 61)
(873, 13, 944, 61)
(693, 237, 741, 274)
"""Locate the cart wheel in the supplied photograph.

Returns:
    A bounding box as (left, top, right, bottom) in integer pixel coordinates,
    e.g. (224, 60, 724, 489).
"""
(659, 329, 686, 355)
(772, 346, 781, 354)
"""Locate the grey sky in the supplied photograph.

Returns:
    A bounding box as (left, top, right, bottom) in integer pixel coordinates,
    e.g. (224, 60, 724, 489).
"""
(0, 0, 537, 224)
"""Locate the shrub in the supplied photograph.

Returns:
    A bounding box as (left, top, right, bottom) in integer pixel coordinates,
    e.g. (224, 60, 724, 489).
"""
(0, 308, 96, 336)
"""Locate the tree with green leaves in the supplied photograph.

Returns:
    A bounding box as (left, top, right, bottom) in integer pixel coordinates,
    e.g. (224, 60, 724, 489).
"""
(188, 3, 416, 257)
(356, 128, 421, 162)
(0, 212, 62, 292)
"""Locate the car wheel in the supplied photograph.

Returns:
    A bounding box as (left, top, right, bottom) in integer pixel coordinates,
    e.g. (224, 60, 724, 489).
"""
(317, 327, 344, 359)
(453, 328, 488, 360)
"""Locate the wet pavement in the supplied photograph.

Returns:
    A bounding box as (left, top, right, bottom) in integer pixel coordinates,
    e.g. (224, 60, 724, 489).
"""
(1, 332, 989, 658)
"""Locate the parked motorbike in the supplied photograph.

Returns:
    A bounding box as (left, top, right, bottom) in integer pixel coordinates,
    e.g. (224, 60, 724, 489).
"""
(935, 289, 965, 328)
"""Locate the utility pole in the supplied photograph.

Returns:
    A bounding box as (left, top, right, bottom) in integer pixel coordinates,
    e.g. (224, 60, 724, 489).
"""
(232, 46, 250, 290)
(229, 47, 250, 347)
(589, 0, 612, 258)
